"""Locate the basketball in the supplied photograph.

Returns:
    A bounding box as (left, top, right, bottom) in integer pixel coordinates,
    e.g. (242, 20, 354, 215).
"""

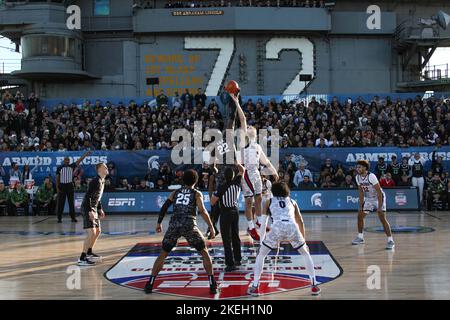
(225, 80, 240, 95)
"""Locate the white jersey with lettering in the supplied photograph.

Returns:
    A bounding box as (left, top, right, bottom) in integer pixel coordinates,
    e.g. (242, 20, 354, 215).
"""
(240, 141, 263, 197)
(356, 173, 387, 212)
(263, 196, 305, 250)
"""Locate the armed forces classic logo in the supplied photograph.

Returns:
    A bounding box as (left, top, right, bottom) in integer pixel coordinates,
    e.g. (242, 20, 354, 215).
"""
(104, 241, 342, 299)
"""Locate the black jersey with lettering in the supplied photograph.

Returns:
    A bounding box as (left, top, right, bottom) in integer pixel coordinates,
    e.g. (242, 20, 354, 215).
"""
(388, 163, 401, 178)
(375, 163, 388, 178)
(411, 161, 424, 178)
(171, 188, 197, 222)
(400, 164, 411, 177)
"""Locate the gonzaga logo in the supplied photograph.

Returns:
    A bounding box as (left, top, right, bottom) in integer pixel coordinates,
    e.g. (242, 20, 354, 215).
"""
(104, 241, 342, 299)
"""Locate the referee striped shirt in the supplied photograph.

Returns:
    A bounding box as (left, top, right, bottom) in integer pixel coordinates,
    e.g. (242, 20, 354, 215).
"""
(56, 163, 76, 184)
(214, 174, 242, 208)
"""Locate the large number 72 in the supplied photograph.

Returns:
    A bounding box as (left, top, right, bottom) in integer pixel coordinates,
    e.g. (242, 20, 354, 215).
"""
(185, 36, 314, 96)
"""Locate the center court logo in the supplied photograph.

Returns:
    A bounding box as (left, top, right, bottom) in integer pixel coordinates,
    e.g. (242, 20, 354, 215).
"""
(104, 241, 342, 299)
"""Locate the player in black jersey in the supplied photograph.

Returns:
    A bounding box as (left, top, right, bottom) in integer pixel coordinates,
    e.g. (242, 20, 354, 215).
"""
(374, 156, 388, 179)
(409, 153, 425, 205)
(144, 170, 218, 294)
(207, 87, 248, 238)
(400, 157, 411, 178)
(388, 155, 401, 184)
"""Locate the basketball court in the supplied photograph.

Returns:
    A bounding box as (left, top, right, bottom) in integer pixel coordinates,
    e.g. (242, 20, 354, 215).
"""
(1, 211, 449, 300)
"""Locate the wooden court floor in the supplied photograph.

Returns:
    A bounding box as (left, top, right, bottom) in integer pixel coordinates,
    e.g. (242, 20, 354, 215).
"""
(0, 211, 449, 300)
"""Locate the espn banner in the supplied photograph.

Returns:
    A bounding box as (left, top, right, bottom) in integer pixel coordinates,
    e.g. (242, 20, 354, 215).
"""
(65, 187, 419, 213)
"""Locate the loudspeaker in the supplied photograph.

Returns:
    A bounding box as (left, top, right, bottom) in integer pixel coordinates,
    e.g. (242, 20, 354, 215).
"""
(299, 74, 313, 81)
(146, 77, 159, 85)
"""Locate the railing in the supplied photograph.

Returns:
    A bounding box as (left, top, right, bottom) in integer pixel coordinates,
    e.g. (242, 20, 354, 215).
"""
(423, 64, 450, 81)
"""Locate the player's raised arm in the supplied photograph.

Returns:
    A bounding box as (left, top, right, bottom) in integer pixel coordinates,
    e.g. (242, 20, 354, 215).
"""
(259, 148, 279, 181)
(157, 191, 176, 232)
(196, 191, 215, 239)
(76, 150, 93, 166)
(229, 93, 247, 150)
(293, 201, 306, 239)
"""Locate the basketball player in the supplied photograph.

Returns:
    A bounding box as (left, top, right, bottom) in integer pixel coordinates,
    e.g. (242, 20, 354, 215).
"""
(247, 181, 321, 296)
(77, 163, 108, 266)
(351, 160, 395, 250)
(207, 82, 247, 238)
(238, 124, 279, 241)
(409, 152, 425, 206)
(144, 170, 218, 294)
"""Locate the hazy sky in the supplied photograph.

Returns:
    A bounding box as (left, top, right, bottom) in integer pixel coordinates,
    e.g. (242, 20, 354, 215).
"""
(1, 37, 449, 79)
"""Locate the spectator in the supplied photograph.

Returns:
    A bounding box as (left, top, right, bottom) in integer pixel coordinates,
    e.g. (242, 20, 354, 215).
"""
(74, 177, 87, 192)
(0, 165, 6, 181)
(388, 155, 401, 184)
(104, 178, 116, 192)
(194, 88, 207, 107)
(33, 177, 55, 216)
(341, 175, 356, 188)
(431, 149, 445, 175)
(380, 172, 396, 188)
(321, 175, 336, 188)
(298, 175, 316, 189)
(332, 168, 346, 186)
(136, 179, 150, 191)
(10, 181, 29, 216)
(374, 156, 388, 179)
(0, 180, 9, 215)
(293, 162, 312, 188)
(397, 174, 412, 187)
(9, 163, 23, 182)
(156, 89, 169, 108)
(427, 174, 446, 210)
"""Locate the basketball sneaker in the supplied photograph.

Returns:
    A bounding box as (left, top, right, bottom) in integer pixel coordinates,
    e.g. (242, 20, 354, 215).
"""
(351, 237, 365, 245)
(386, 240, 395, 250)
(87, 252, 102, 262)
(77, 258, 95, 266)
(144, 279, 154, 294)
(247, 227, 260, 241)
(256, 221, 271, 232)
(247, 284, 260, 296)
(311, 285, 321, 296)
(210, 281, 219, 294)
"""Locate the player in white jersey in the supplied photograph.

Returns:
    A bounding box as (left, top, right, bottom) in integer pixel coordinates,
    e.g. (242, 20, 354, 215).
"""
(352, 160, 395, 250)
(238, 126, 279, 241)
(247, 181, 320, 296)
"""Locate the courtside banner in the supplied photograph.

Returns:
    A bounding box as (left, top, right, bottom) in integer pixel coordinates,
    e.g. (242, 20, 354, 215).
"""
(65, 187, 419, 213)
(1, 147, 449, 185)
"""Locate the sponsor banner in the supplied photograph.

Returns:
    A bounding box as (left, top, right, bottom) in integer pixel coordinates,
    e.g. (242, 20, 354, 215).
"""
(65, 187, 419, 213)
(104, 241, 342, 299)
(1, 147, 449, 185)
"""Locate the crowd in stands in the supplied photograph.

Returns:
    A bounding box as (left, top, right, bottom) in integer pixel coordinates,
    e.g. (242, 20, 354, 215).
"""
(163, 0, 327, 8)
(1, 89, 450, 213)
(2, 90, 450, 153)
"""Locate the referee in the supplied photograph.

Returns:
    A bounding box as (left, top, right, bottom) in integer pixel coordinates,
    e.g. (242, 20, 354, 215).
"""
(211, 162, 245, 272)
(55, 150, 92, 223)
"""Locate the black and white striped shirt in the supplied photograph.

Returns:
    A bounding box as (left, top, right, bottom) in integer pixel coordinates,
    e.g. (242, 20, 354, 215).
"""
(214, 174, 242, 208)
(56, 163, 76, 184)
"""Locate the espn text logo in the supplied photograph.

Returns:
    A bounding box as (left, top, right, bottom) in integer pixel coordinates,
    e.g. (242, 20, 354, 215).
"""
(108, 198, 136, 207)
